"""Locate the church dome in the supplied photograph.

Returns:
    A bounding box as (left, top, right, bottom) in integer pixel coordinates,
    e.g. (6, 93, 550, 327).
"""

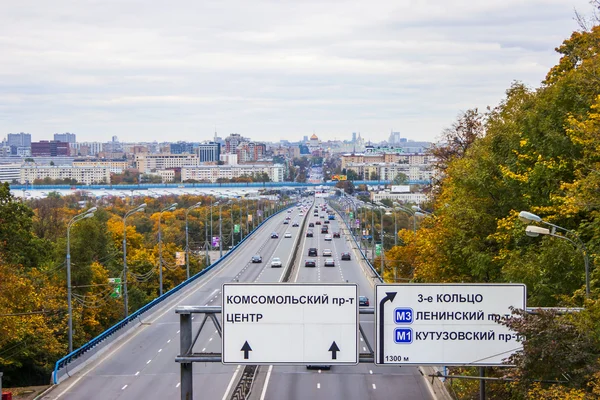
(310, 134, 318, 140)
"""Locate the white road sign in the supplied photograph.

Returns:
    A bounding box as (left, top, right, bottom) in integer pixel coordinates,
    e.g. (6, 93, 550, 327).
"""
(375, 284, 526, 366)
(222, 283, 358, 365)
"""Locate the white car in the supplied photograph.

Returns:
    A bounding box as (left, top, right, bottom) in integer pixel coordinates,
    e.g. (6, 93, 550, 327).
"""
(323, 249, 332, 257)
(284, 232, 292, 238)
(324, 234, 332, 241)
(271, 257, 282, 268)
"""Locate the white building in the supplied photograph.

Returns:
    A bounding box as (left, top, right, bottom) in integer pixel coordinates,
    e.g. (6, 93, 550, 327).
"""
(20, 166, 110, 185)
(182, 164, 284, 183)
(136, 153, 199, 173)
(0, 163, 22, 183)
(345, 162, 433, 182)
(371, 191, 428, 204)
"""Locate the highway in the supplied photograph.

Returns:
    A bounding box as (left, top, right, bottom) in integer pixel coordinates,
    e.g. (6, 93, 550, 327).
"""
(45, 196, 433, 400)
(256, 199, 433, 400)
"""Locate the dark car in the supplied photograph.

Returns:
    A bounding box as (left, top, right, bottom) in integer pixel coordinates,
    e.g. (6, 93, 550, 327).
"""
(315, 221, 321, 225)
(292, 222, 299, 227)
(308, 248, 318, 256)
(324, 220, 329, 224)
(333, 232, 341, 238)
(304, 259, 316, 268)
(321, 227, 328, 234)
(271, 232, 279, 239)
(306, 230, 314, 237)
(359, 296, 369, 306)
(341, 252, 351, 260)
(309, 222, 315, 227)
(307, 365, 331, 370)
(251, 255, 262, 263)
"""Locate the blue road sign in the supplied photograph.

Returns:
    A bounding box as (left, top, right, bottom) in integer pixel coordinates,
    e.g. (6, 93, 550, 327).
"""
(394, 308, 413, 324)
(394, 328, 413, 344)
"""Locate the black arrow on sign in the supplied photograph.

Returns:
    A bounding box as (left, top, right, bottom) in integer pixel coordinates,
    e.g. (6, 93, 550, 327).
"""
(241, 341, 252, 360)
(379, 292, 397, 364)
(328, 341, 340, 360)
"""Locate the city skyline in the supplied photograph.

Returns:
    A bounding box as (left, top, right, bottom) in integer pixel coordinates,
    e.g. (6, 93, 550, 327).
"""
(0, 0, 589, 144)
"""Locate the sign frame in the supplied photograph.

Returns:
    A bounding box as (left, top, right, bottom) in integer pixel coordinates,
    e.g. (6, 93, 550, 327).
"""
(375, 283, 526, 367)
(222, 283, 359, 366)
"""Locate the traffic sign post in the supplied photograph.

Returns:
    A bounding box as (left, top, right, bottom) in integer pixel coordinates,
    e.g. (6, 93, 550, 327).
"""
(222, 283, 358, 365)
(375, 284, 526, 366)
(108, 278, 122, 298)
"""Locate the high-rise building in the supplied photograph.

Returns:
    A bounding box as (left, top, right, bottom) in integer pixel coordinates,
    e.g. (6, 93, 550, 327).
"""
(7, 133, 31, 147)
(225, 133, 244, 154)
(389, 131, 402, 145)
(196, 142, 221, 162)
(303, 136, 309, 143)
(352, 132, 357, 143)
(54, 132, 76, 143)
(31, 140, 69, 157)
(170, 142, 195, 154)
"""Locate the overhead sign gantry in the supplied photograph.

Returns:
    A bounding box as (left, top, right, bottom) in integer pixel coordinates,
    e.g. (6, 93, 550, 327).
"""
(222, 283, 359, 365)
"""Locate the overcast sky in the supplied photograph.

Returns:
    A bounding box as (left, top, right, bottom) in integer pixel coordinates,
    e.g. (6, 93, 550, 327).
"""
(0, 0, 591, 144)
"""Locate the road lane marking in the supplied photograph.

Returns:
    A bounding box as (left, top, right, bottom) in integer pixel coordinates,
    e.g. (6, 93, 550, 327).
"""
(259, 365, 273, 400)
(221, 365, 241, 400)
(122, 385, 128, 390)
(176, 382, 180, 388)
(167, 339, 171, 343)
(202, 347, 206, 352)
(372, 384, 376, 389)
(158, 349, 162, 353)
(135, 371, 139, 376)
(317, 383, 321, 389)
(146, 360, 151, 364)
(369, 370, 373, 374)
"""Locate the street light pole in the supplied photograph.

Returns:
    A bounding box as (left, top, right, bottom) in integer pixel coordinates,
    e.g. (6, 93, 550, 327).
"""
(123, 203, 146, 318)
(159, 203, 177, 296)
(521, 211, 590, 298)
(185, 202, 202, 280)
(380, 208, 384, 277)
(66, 206, 97, 353)
(219, 202, 224, 258)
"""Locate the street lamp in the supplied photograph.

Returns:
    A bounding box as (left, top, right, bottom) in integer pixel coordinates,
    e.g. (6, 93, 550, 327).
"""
(396, 204, 416, 233)
(520, 211, 590, 298)
(66, 206, 97, 353)
(123, 203, 146, 318)
(412, 205, 434, 216)
(218, 200, 231, 258)
(159, 203, 178, 296)
(185, 202, 202, 280)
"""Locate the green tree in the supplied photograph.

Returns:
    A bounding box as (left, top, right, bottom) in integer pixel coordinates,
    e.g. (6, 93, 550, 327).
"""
(0, 183, 49, 267)
(392, 173, 408, 185)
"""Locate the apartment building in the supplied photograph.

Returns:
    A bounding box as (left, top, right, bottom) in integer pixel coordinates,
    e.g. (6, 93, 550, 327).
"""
(135, 153, 199, 173)
(20, 165, 110, 185)
(181, 164, 284, 183)
(72, 160, 131, 173)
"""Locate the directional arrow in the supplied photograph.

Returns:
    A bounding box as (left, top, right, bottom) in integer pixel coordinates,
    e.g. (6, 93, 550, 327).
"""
(241, 341, 252, 360)
(328, 341, 340, 360)
(379, 292, 397, 364)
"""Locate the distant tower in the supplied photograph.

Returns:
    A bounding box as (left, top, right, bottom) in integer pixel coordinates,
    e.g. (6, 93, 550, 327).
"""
(352, 132, 357, 143)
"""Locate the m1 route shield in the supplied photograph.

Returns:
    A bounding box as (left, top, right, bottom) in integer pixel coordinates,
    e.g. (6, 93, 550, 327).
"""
(375, 283, 526, 366)
(222, 283, 358, 365)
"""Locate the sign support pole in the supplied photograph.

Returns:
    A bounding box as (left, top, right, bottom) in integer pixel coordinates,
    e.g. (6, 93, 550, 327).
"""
(479, 367, 486, 400)
(180, 314, 193, 400)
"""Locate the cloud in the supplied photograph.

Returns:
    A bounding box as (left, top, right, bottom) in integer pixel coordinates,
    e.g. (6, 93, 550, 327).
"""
(0, 0, 590, 144)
